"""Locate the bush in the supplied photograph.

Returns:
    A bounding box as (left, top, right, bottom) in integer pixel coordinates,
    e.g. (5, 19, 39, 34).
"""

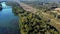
(12, 4, 59, 34)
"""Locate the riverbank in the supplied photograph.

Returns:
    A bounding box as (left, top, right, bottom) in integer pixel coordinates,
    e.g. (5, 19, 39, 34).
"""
(6, 2, 60, 34)
(0, 3, 2, 11)
(13, 4, 59, 34)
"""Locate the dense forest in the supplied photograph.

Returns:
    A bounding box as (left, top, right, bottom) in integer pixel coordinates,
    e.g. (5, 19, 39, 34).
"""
(12, 2, 59, 34)
(6, 1, 60, 34)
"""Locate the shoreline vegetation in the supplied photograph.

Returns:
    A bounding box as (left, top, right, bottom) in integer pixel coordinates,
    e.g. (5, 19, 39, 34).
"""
(6, 2, 60, 34)
(0, 3, 2, 11)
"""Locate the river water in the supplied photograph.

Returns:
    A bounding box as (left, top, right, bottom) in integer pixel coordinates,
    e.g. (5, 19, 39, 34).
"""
(0, 2, 20, 34)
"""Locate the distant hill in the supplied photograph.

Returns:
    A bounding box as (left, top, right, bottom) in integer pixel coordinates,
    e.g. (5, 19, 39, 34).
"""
(0, 0, 20, 2)
(21, 0, 60, 3)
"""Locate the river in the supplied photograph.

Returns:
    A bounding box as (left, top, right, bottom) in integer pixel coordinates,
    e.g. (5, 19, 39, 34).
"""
(0, 2, 20, 34)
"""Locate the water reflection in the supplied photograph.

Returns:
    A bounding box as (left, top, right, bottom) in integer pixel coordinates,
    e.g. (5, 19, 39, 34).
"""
(0, 2, 20, 34)
(0, 3, 2, 11)
(1, 2, 11, 9)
